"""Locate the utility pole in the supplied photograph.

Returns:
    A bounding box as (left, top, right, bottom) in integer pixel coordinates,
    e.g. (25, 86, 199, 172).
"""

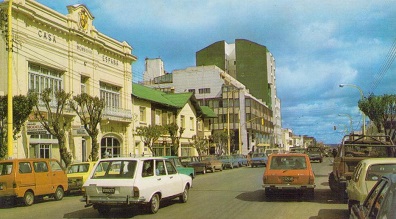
(7, 0, 14, 158)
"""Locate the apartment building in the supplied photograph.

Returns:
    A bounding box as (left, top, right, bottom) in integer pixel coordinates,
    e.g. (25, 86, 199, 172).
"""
(144, 61, 273, 155)
(0, 1, 136, 162)
(196, 39, 282, 148)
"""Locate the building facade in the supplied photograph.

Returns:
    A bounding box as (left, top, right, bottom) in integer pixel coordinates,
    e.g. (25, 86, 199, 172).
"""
(195, 39, 281, 150)
(144, 60, 273, 155)
(0, 1, 136, 162)
(132, 83, 215, 156)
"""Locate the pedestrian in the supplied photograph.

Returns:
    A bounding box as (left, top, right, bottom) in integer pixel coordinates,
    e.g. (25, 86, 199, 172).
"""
(332, 148, 337, 158)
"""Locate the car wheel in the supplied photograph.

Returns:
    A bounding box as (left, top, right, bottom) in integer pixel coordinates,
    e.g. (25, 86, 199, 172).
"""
(179, 185, 189, 203)
(54, 186, 64, 201)
(23, 191, 34, 206)
(328, 172, 337, 192)
(97, 206, 111, 215)
(148, 193, 160, 214)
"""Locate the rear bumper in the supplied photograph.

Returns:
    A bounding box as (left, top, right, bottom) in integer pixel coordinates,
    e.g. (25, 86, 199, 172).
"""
(82, 195, 146, 206)
(262, 184, 315, 190)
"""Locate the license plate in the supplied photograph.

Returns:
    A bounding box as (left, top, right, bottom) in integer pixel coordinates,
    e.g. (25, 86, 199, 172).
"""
(282, 176, 294, 183)
(102, 187, 115, 194)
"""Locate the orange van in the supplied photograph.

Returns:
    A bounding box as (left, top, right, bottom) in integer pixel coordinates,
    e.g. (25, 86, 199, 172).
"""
(0, 158, 68, 206)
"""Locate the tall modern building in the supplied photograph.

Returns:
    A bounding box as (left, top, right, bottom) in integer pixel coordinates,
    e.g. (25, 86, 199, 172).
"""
(143, 59, 273, 155)
(196, 39, 282, 147)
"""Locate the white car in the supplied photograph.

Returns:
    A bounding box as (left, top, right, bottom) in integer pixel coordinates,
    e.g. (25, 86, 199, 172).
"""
(81, 157, 192, 215)
(346, 158, 396, 213)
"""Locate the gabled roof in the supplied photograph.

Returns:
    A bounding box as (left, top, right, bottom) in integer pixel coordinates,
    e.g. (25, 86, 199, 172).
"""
(132, 83, 217, 118)
(163, 93, 193, 108)
(200, 106, 217, 118)
(132, 83, 178, 108)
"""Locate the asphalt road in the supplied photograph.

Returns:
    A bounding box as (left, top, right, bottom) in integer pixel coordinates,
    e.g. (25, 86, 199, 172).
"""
(0, 157, 349, 219)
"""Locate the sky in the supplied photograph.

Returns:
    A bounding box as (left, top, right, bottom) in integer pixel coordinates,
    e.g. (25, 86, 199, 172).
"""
(35, 0, 396, 144)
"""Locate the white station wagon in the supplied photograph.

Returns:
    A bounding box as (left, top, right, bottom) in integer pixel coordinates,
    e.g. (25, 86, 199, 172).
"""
(81, 157, 192, 215)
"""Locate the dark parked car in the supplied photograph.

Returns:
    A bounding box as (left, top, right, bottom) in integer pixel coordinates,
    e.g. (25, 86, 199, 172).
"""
(350, 173, 396, 219)
(306, 147, 323, 163)
(179, 156, 207, 174)
(200, 156, 223, 172)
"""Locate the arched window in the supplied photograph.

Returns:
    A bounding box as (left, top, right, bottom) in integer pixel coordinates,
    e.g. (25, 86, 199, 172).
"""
(101, 137, 121, 158)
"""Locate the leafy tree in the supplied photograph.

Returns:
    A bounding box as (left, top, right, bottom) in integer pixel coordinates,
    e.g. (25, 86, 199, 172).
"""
(69, 93, 105, 161)
(0, 93, 36, 158)
(164, 123, 185, 156)
(359, 94, 396, 140)
(212, 130, 228, 155)
(136, 125, 166, 156)
(32, 88, 72, 167)
(189, 135, 209, 156)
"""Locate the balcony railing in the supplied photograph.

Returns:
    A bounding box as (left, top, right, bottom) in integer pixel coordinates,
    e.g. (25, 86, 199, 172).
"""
(103, 107, 133, 120)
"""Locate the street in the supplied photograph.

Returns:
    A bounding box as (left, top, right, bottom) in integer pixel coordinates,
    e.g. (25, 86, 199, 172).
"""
(0, 157, 348, 219)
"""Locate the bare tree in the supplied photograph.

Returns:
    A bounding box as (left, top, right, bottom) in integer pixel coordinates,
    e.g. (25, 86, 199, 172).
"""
(69, 93, 105, 161)
(189, 135, 209, 156)
(33, 88, 72, 167)
(136, 125, 166, 156)
(164, 123, 185, 156)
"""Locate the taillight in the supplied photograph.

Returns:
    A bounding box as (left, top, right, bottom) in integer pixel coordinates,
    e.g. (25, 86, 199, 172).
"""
(133, 186, 139, 197)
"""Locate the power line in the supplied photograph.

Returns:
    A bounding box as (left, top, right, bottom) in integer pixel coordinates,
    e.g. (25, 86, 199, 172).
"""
(368, 37, 396, 94)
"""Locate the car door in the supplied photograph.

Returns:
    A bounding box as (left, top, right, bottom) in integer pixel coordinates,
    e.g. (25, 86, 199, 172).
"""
(164, 160, 183, 196)
(347, 163, 363, 200)
(358, 179, 388, 218)
(49, 160, 67, 190)
(140, 159, 160, 198)
(33, 161, 52, 195)
(154, 159, 173, 198)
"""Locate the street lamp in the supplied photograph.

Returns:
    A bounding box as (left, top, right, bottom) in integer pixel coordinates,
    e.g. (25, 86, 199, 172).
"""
(338, 114, 353, 134)
(339, 84, 365, 135)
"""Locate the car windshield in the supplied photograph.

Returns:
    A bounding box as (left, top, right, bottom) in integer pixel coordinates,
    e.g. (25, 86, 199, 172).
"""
(344, 145, 396, 157)
(270, 156, 307, 170)
(92, 160, 137, 179)
(68, 164, 90, 173)
(366, 164, 396, 181)
(0, 162, 13, 175)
